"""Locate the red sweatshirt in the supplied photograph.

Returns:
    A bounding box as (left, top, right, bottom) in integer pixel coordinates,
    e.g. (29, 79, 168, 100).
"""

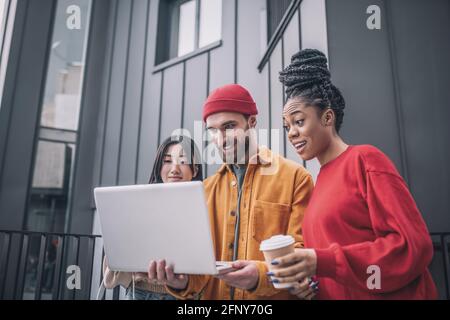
(303, 145, 438, 299)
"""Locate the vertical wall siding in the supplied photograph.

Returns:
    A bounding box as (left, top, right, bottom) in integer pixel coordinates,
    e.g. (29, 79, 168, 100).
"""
(384, 0, 450, 233)
(268, 43, 284, 158)
(299, 0, 328, 180)
(0, 0, 57, 230)
(184, 55, 208, 136)
(160, 64, 184, 144)
(205, 0, 237, 177)
(93, 0, 313, 196)
(236, 0, 268, 149)
(99, 0, 132, 187)
(70, 0, 111, 233)
(118, 0, 148, 186)
(326, 0, 450, 233)
(282, 10, 300, 163)
(135, 0, 161, 184)
(92, 0, 449, 235)
(326, 0, 404, 173)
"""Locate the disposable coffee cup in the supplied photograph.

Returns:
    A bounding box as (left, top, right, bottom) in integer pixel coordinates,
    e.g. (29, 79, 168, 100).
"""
(260, 235, 295, 289)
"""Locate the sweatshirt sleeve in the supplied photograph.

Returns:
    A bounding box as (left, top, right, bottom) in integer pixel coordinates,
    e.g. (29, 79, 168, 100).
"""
(315, 170, 434, 294)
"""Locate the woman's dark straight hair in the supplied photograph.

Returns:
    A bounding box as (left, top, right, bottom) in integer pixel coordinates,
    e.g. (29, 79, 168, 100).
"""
(148, 135, 203, 184)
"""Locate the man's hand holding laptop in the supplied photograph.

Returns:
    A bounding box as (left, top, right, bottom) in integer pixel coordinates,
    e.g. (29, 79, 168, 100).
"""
(147, 259, 259, 291)
(214, 260, 258, 290)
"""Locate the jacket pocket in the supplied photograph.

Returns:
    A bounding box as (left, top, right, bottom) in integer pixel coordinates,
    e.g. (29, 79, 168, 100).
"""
(251, 199, 291, 243)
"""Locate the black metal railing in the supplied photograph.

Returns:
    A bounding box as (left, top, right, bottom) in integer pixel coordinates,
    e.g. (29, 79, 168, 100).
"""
(1, 229, 449, 300)
(0, 230, 103, 300)
(430, 232, 450, 300)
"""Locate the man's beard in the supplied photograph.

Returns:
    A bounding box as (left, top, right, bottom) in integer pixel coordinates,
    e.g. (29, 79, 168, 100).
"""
(221, 135, 250, 165)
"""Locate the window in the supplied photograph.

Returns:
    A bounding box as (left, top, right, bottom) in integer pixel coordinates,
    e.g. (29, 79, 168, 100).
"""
(177, 0, 196, 56)
(0, 0, 10, 49)
(22, 0, 91, 300)
(0, 0, 16, 110)
(198, 0, 221, 48)
(156, 0, 222, 65)
(26, 0, 91, 235)
(266, 0, 293, 42)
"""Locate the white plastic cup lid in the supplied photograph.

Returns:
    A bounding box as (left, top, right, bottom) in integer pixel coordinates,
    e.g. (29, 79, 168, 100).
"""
(259, 235, 295, 251)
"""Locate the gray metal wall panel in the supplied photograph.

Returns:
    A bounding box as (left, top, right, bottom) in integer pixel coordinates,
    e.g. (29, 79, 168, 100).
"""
(69, 0, 111, 233)
(209, 0, 235, 91)
(282, 10, 301, 162)
(100, 0, 132, 186)
(92, 0, 118, 190)
(136, 0, 160, 184)
(206, 0, 237, 176)
(184, 55, 208, 179)
(386, 0, 450, 232)
(0, 1, 25, 187)
(259, 65, 270, 148)
(160, 63, 184, 143)
(300, 0, 327, 181)
(118, 0, 148, 186)
(326, 0, 450, 233)
(0, 0, 56, 230)
(184, 54, 207, 139)
(269, 41, 285, 158)
(137, 71, 162, 184)
(326, 0, 404, 173)
(237, 0, 270, 147)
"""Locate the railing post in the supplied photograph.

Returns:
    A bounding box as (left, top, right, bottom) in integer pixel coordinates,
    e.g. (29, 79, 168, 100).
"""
(442, 235, 450, 300)
(73, 236, 80, 300)
(14, 233, 29, 299)
(34, 234, 48, 300)
(52, 235, 64, 300)
(0, 232, 11, 299)
(86, 236, 96, 300)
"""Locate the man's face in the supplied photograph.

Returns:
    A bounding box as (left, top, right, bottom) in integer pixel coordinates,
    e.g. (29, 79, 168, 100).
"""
(205, 112, 255, 164)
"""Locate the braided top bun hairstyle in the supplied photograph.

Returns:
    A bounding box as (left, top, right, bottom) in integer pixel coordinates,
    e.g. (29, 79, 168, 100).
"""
(279, 49, 345, 132)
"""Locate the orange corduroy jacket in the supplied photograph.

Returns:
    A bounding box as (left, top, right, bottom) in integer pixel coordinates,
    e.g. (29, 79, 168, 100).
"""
(167, 146, 314, 300)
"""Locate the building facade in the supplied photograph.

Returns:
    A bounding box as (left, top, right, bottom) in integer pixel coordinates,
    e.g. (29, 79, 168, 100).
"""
(0, 0, 449, 299)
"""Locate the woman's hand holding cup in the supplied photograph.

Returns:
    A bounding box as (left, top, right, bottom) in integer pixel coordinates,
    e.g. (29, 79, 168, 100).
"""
(260, 236, 319, 299)
(268, 248, 317, 284)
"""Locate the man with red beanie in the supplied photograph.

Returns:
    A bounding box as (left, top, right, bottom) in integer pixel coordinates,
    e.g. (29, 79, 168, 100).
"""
(148, 84, 315, 300)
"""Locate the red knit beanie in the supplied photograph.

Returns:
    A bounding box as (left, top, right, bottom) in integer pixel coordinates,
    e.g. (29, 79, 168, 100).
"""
(202, 84, 258, 122)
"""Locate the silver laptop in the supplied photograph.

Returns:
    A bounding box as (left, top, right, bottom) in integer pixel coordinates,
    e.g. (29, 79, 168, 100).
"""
(94, 181, 233, 275)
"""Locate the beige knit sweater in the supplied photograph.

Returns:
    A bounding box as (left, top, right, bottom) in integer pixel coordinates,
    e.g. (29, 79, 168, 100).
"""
(102, 256, 167, 294)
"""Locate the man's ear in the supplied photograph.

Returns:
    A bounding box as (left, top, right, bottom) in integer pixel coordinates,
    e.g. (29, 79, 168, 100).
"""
(248, 115, 257, 128)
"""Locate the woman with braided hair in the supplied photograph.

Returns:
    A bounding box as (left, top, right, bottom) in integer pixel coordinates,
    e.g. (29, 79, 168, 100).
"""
(267, 49, 438, 299)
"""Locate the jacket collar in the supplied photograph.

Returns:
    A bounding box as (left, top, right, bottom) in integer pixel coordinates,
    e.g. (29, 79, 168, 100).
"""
(217, 146, 274, 175)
